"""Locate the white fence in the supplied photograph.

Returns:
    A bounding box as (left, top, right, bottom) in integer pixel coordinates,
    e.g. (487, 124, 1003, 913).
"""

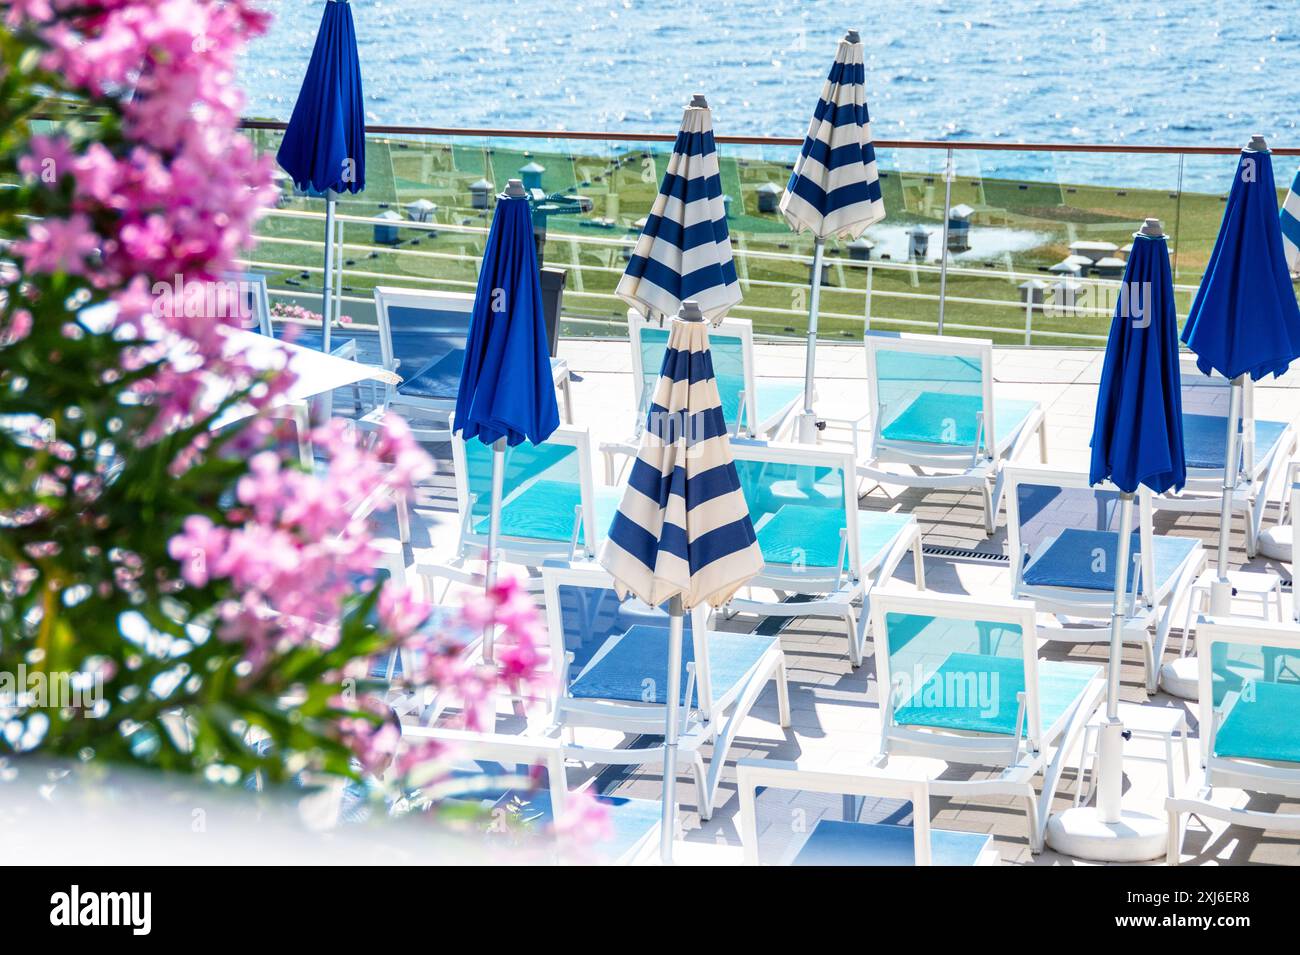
(241, 207, 1204, 346)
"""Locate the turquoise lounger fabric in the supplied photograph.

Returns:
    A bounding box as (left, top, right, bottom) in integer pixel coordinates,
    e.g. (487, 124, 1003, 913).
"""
(1021, 529, 1198, 593)
(1214, 680, 1300, 764)
(892, 652, 1098, 736)
(752, 504, 912, 571)
(879, 393, 1038, 448)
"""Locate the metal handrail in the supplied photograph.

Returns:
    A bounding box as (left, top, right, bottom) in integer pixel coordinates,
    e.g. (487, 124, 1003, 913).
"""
(236, 118, 1300, 156)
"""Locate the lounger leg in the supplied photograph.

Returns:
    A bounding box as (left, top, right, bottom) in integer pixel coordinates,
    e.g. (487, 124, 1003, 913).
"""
(602, 449, 615, 486)
(692, 751, 710, 821)
(396, 491, 411, 545)
(981, 480, 996, 536)
(1038, 419, 1048, 462)
(845, 605, 863, 668)
(1166, 809, 1181, 865)
(776, 658, 791, 728)
(701, 656, 788, 817)
(912, 535, 926, 590)
(1025, 786, 1044, 853)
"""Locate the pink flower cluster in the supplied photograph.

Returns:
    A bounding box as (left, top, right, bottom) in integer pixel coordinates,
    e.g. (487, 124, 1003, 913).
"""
(167, 415, 434, 668)
(12, 0, 279, 426)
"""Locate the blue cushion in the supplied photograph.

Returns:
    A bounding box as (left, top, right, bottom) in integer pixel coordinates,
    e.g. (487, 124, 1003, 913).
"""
(568, 624, 774, 707)
(893, 652, 1098, 736)
(1182, 413, 1289, 471)
(793, 819, 992, 866)
(400, 348, 463, 400)
(1214, 680, 1300, 764)
(1022, 529, 1199, 593)
(491, 789, 660, 862)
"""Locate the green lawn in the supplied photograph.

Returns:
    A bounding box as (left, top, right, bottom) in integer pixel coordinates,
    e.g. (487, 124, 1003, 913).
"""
(241, 130, 1293, 347)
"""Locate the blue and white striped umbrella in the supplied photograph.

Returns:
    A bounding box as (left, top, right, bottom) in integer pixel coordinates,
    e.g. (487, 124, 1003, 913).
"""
(616, 96, 742, 324)
(780, 30, 884, 240)
(599, 300, 762, 863)
(1282, 165, 1300, 274)
(780, 31, 884, 440)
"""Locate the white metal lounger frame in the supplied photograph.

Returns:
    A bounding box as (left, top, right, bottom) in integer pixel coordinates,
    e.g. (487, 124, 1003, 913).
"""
(600, 310, 801, 483)
(871, 588, 1106, 853)
(1166, 617, 1300, 864)
(414, 426, 604, 593)
(359, 286, 572, 444)
(857, 332, 1046, 535)
(721, 439, 926, 667)
(1153, 360, 1297, 558)
(542, 562, 791, 822)
(398, 724, 659, 864)
(1004, 463, 1205, 692)
(737, 758, 954, 866)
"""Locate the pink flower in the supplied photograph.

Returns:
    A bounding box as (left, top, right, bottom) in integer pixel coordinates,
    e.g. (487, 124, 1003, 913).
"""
(15, 214, 99, 276)
(1, 309, 33, 346)
(167, 515, 228, 588)
(378, 585, 433, 641)
(550, 787, 614, 849)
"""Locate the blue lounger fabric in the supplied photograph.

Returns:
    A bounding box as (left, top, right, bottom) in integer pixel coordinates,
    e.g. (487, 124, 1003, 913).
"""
(568, 624, 773, 708)
(793, 819, 991, 866)
(1022, 529, 1199, 593)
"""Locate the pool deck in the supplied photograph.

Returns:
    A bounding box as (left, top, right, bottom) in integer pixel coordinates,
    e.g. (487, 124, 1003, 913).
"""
(397, 338, 1300, 866)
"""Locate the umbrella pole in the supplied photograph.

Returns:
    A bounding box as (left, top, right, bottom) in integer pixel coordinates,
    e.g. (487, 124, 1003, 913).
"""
(796, 237, 825, 444)
(660, 595, 684, 864)
(1210, 375, 1245, 615)
(482, 436, 507, 666)
(322, 195, 336, 354)
(1096, 490, 1134, 824)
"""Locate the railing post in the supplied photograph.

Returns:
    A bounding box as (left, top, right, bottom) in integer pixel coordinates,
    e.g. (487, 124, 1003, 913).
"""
(1024, 296, 1034, 346)
(936, 147, 955, 336)
(864, 262, 874, 332)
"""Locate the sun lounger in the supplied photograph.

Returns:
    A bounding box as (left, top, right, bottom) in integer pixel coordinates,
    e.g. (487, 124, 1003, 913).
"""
(872, 589, 1105, 853)
(1166, 617, 1300, 864)
(736, 758, 998, 865)
(600, 311, 803, 482)
(1152, 358, 1297, 558)
(1005, 464, 1205, 692)
(718, 439, 925, 666)
(542, 562, 790, 821)
(854, 332, 1046, 535)
(357, 286, 572, 443)
(414, 426, 621, 589)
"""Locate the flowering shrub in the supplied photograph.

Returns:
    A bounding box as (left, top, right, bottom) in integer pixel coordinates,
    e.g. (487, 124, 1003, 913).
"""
(270, 301, 351, 326)
(0, 0, 551, 816)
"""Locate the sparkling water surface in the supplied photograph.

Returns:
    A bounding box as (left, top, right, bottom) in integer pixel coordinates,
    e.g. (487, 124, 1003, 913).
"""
(238, 0, 1299, 190)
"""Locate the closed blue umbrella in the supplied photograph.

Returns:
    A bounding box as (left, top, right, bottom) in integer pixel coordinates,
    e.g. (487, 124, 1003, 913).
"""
(781, 30, 885, 441)
(1048, 219, 1183, 861)
(1181, 136, 1300, 612)
(600, 300, 763, 863)
(455, 179, 560, 662)
(277, 0, 366, 353)
(616, 95, 741, 324)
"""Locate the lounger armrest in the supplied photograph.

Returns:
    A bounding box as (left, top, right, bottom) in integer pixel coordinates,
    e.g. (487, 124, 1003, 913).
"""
(816, 411, 872, 461)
